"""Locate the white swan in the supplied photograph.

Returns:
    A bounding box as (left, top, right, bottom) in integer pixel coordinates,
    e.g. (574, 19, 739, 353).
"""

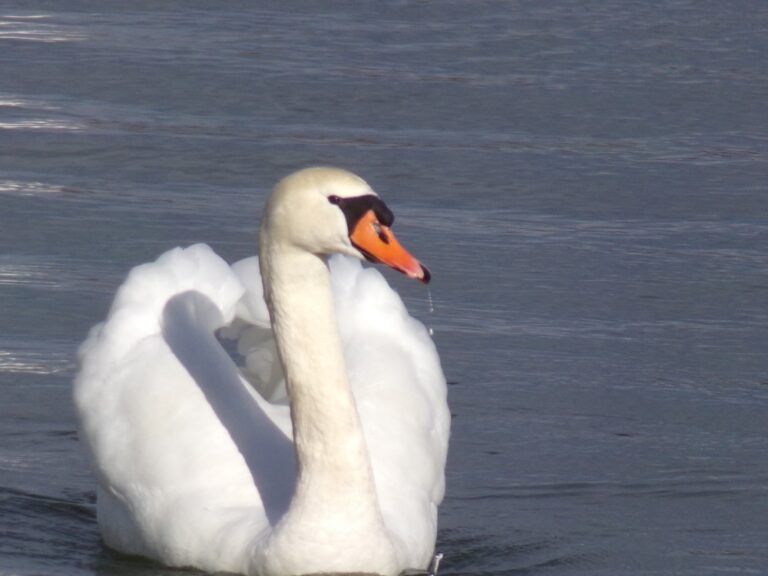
(74, 167, 450, 576)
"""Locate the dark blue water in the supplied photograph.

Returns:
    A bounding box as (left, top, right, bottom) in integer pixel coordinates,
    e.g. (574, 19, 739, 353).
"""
(1, 2, 767, 574)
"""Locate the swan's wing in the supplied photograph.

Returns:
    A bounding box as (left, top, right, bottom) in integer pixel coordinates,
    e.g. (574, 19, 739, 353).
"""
(329, 255, 451, 569)
(221, 257, 289, 404)
(74, 244, 293, 574)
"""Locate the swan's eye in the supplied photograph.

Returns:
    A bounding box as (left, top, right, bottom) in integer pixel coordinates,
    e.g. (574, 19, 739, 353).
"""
(328, 195, 341, 205)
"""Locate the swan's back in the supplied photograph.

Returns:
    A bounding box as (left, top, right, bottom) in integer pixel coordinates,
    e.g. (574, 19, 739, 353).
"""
(74, 244, 449, 574)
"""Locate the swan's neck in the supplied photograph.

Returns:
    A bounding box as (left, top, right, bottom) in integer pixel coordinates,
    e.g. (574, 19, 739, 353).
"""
(261, 246, 384, 530)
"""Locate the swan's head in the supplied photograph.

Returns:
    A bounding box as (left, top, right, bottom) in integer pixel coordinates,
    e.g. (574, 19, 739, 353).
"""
(260, 167, 430, 283)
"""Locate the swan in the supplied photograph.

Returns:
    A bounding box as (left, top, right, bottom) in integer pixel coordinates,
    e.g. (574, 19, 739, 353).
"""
(73, 167, 450, 576)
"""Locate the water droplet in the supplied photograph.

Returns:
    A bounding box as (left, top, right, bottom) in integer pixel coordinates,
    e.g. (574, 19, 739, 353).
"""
(427, 288, 435, 336)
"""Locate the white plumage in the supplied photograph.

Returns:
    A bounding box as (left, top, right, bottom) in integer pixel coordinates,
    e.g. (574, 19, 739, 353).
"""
(74, 168, 450, 576)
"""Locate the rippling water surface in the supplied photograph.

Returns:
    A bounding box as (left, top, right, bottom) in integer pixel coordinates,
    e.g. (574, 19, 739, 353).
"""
(1, 2, 767, 575)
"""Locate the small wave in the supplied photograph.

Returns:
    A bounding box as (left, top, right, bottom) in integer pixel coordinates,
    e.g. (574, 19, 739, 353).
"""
(0, 180, 66, 197)
(0, 14, 84, 43)
(0, 486, 95, 523)
(0, 486, 97, 570)
(0, 93, 86, 132)
(0, 260, 66, 289)
(0, 254, 117, 295)
(452, 472, 768, 502)
(0, 347, 73, 376)
(437, 527, 592, 575)
(0, 119, 84, 131)
(0, 14, 51, 19)
(0, 333, 74, 376)
(0, 98, 52, 109)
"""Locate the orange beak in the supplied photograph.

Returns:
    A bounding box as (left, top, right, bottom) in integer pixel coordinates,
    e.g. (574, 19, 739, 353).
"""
(350, 209, 431, 284)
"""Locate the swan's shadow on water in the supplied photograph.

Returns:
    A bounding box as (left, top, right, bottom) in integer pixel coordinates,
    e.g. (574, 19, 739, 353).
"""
(162, 291, 296, 526)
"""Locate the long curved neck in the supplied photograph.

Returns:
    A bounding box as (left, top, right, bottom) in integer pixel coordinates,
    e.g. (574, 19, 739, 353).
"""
(260, 244, 381, 522)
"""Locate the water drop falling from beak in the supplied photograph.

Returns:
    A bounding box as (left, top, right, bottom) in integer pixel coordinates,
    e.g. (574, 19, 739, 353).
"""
(427, 287, 435, 337)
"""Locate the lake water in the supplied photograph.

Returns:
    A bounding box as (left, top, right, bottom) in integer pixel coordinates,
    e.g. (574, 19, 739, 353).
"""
(1, 2, 767, 575)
